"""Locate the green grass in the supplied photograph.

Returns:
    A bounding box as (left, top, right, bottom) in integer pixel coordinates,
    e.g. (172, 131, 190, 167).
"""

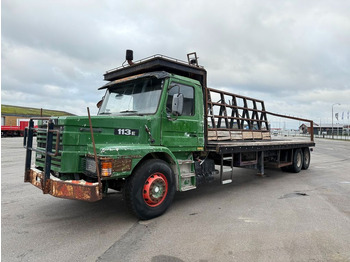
(1, 105, 75, 117)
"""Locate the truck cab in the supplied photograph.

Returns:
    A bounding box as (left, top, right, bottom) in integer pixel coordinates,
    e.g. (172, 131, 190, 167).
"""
(98, 71, 204, 152)
(24, 52, 209, 219)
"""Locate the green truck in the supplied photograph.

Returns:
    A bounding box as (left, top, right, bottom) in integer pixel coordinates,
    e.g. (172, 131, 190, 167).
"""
(24, 51, 315, 219)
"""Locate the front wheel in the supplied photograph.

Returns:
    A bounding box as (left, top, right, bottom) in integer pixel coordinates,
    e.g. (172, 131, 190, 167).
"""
(124, 159, 175, 220)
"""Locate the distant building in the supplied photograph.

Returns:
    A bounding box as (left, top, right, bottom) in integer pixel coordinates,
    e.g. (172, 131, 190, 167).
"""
(299, 123, 344, 135)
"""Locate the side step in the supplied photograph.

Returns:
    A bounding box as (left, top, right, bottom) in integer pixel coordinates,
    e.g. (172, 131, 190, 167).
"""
(181, 185, 197, 191)
(222, 179, 232, 185)
(178, 159, 197, 192)
(180, 172, 196, 191)
(181, 172, 195, 178)
(220, 154, 234, 184)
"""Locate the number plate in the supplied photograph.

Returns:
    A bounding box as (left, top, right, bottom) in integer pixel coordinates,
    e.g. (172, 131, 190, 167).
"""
(114, 128, 139, 136)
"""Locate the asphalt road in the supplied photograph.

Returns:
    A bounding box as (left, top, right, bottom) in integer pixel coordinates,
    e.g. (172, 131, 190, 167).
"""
(2, 137, 350, 262)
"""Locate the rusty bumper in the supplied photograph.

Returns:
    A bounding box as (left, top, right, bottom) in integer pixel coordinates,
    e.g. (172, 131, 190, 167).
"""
(24, 168, 102, 202)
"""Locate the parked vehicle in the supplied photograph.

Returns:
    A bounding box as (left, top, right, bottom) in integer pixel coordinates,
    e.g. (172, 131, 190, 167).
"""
(2, 121, 29, 137)
(24, 51, 315, 219)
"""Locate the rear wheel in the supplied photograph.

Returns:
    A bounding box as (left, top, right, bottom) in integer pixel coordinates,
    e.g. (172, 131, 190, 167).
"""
(124, 159, 175, 220)
(302, 147, 311, 170)
(291, 149, 303, 173)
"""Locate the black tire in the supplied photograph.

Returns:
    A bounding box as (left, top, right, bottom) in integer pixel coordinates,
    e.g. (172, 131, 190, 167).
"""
(302, 147, 311, 170)
(291, 149, 303, 173)
(124, 159, 175, 220)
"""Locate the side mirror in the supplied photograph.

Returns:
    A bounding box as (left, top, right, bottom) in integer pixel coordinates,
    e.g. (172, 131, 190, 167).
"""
(96, 99, 103, 108)
(172, 93, 184, 116)
(96, 96, 105, 108)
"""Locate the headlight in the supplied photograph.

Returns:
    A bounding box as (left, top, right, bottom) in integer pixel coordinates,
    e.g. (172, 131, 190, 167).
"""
(85, 158, 97, 173)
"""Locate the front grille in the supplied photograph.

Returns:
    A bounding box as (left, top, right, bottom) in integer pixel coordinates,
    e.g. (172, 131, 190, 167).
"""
(35, 125, 63, 169)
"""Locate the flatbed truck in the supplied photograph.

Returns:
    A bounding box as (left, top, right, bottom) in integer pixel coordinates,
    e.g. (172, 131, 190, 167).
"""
(2, 121, 29, 137)
(24, 51, 315, 219)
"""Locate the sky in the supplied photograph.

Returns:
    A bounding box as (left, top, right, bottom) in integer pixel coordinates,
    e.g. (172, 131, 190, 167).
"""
(2, 0, 350, 128)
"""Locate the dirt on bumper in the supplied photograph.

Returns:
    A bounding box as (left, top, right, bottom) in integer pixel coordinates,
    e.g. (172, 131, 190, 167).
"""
(24, 168, 102, 202)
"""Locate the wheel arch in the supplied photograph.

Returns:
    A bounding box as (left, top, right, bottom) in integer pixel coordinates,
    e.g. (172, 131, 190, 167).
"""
(133, 152, 180, 190)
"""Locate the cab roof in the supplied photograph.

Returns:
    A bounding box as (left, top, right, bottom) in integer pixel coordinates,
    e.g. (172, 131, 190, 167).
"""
(104, 54, 207, 88)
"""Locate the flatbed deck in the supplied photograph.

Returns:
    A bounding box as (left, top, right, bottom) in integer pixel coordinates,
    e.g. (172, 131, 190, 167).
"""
(207, 139, 315, 154)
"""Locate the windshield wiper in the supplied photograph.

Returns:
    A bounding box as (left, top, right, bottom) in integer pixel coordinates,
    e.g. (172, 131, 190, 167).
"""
(120, 110, 138, 113)
(99, 112, 111, 115)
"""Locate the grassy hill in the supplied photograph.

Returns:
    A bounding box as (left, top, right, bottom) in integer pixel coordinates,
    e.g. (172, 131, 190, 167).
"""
(1, 105, 75, 117)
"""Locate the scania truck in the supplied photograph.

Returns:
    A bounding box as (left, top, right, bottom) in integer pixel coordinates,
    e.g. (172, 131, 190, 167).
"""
(24, 51, 315, 219)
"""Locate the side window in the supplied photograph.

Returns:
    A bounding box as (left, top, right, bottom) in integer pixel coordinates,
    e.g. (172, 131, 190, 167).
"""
(167, 83, 194, 116)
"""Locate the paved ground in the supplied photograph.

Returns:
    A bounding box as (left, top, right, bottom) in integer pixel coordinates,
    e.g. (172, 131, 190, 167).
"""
(2, 137, 350, 262)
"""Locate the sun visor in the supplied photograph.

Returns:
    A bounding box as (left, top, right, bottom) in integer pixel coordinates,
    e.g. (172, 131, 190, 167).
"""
(98, 71, 170, 90)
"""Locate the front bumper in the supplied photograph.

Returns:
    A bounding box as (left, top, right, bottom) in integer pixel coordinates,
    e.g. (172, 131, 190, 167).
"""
(24, 168, 102, 202)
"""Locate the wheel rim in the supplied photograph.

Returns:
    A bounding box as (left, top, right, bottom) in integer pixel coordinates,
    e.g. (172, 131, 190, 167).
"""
(143, 173, 168, 207)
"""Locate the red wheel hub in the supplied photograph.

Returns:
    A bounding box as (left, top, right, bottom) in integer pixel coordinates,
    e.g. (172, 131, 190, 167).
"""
(143, 173, 168, 207)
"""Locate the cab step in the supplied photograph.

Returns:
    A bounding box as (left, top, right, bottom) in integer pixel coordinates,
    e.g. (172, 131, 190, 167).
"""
(181, 185, 196, 191)
(178, 160, 194, 165)
(181, 172, 196, 178)
(221, 179, 232, 185)
(180, 172, 196, 191)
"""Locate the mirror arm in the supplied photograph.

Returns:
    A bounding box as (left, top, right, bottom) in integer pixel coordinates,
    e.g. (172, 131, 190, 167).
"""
(167, 112, 178, 122)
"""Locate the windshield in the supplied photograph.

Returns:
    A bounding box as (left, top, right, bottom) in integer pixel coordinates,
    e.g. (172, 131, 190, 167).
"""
(98, 77, 164, 115)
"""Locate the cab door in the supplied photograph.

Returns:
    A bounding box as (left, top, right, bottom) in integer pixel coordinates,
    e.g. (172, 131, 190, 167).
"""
(161, 81, 204, 152)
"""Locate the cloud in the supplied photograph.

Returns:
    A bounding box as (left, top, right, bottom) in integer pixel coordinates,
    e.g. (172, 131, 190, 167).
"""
(2, 0, 350, 126)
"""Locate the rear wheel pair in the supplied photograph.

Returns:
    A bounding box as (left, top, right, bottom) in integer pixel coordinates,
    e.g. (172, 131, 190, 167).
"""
(124, 159, 175, 220)
(281, 148, 310, 173)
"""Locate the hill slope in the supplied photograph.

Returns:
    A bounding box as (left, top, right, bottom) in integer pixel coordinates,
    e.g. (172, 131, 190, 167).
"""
(1, 105, 75, 117)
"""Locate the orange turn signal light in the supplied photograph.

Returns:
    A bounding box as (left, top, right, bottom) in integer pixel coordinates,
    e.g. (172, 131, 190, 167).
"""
(101, 161, 112, 177)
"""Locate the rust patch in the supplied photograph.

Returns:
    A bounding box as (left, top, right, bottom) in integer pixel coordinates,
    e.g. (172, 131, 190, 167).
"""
(99, 73, 145, 89)
(113, 158, 132, 172)
(86, 155, 140, 173)
(25, 169, 102, 202)
(25, 169, 44, 190)
(51, 181, 101, 202)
